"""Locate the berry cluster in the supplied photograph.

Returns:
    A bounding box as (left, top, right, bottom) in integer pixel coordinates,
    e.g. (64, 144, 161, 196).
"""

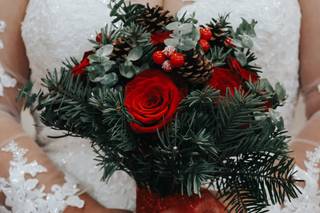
(198, 27, 213, 53)
(152, 47, 185, 72)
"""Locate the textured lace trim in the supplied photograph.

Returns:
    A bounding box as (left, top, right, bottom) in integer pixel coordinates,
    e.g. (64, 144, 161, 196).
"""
(0, 141, 85, 213)
(268, 146, 320, 212)
(0, 19, 17, 96)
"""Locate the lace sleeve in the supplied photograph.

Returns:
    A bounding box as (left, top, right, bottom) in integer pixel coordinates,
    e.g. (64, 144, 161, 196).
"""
(0, 141, 84, 213)
(268, 146, 320, 212)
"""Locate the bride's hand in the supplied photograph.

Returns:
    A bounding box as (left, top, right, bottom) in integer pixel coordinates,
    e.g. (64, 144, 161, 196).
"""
(130, 0, 162, 7)
(163, 0, 193, 14)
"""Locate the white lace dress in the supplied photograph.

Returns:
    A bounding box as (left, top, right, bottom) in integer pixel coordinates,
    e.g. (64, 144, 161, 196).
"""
(1, 0, 319, 212)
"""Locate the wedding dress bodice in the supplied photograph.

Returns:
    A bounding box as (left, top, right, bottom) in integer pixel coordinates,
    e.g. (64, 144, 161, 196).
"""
(15, 0, 309, 212)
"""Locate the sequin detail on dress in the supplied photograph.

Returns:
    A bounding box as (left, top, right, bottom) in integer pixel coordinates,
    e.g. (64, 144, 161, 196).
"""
(0, 141, 84, 213)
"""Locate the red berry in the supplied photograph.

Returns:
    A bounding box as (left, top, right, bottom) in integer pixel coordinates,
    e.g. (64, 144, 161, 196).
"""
(199, 39, 211, 53)
(96, 33, 102, 43)
(152, 51, 166, 65)
(224, 37, 234, 47)
(170, 52, 185, 68)
(200, 27, 213, 41)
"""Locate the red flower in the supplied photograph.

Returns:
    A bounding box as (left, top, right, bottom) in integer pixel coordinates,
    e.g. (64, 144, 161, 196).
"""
(124, 70, 183, 134)
(151, 31, 172, 45)
(72, 51, 92, 76)
(209, 67, 242, 95)
(228, 57, 259, 82)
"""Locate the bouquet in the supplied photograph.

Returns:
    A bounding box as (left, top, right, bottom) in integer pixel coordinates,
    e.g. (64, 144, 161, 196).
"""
(21, 1, 301, 212)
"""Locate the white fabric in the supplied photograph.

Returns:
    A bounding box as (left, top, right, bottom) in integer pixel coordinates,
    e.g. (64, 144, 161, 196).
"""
(0, 141, 84, 213)
(0, 20, 16, 96)
(17, 0, 320, 212)
(0, 64, 16, 97)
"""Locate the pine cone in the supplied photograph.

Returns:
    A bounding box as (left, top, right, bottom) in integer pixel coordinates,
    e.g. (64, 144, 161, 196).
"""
(177, 51, 213, 84)
(135, 4, 174, 32)
(110, 38, 132, 61)
(207, 16, 232, 39)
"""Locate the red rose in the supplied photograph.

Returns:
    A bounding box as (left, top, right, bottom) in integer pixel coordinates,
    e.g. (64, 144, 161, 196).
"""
(209, 67, 242, 95)
(124, 70, 183, 134)
(72, 51, 92, 76)
(151, 31, 172, 45)
(228, 57, 259, 82)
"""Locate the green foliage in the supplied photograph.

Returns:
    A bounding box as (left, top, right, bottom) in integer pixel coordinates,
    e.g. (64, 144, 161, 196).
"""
(108, 0, 145, 26)
(207, 46, 232, 66)
(165, 21, 200, 51)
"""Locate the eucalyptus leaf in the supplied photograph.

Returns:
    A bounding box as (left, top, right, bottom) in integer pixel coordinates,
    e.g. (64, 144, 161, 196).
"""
(88, 55, 101, 63)
(119, 64, 135, 79)
(166, 22, 181, 31)
(164, 38, 180, 47)
(240, 35, 254, 49)
(178, 23, 194, 34)
(96, 44, 114, 57)
(179, 39, 197, 51)
(102, 60, 115, 72)
(127, 47, 143, 61)
(101, 72, 118, 87)
(133, 65, 141, 74)
(192, 27, 201, 42)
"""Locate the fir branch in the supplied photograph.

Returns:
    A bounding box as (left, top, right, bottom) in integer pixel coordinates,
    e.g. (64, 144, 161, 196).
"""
(109, 0, 145, 26)
(216, 153, 300, 212)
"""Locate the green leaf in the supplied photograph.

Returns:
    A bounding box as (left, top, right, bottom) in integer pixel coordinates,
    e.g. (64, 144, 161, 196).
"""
(178, 23, 194, 34)
(234, 50, 247, 66)
(236, 18, 257, 38)
(240, 35, 254, 49)
(119, 62, 135, 79)
(179, 39, 197, 51)
(275, 82, 286, 102)
(127, 47, 143, 61)
(101, 59, 115, 72)
(88, 55, 101, 63)
(191, 27, 201, 42)
(96, 44, 114, 57)
(166, 22, 181, 31)
(164, 38, 180, 47)
(259, 79, 274, 93)
(100, 72, 119, 87)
